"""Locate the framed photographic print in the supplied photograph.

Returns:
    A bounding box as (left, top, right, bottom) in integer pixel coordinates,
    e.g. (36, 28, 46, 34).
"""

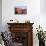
(14, 6, 27, 15)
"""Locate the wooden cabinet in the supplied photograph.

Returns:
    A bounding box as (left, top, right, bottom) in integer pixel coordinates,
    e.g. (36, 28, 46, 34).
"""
(7, 23, 34, 46)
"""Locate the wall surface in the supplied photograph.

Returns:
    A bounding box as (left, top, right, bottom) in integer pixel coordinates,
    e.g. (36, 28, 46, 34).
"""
(2, 0, 46, 46)
(40, 0, 46, 13)
(2, 0, 40, 31)
(0, 0, 2, 32)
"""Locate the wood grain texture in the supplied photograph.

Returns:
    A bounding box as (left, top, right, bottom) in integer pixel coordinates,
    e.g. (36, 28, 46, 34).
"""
(7, 23, 34, 46)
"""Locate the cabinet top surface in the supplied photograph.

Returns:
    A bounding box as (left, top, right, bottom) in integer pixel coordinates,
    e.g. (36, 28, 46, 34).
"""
(7, 23, 34, 24)
(7, 23, 34, 25)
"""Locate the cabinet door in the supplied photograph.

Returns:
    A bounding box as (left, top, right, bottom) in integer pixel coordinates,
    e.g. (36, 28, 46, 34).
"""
(11, 32, 28, 46)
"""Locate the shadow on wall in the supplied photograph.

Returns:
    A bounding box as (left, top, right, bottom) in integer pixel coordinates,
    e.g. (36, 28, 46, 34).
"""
(40, 0, 46, 13)
(0, 0, 2, 32)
